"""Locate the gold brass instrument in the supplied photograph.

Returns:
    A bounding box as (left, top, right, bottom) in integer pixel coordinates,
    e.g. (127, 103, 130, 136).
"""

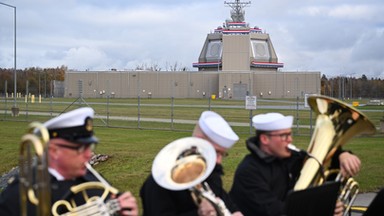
(51, 163, 121, 216)
(19, 122, 51, 216)
(152, 137, 231, 216)
(19, 122, 121, 216)
(293, 95, 376, 215)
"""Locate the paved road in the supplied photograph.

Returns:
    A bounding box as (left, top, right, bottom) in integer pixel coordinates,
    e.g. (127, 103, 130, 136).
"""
(3, 110, 315, 129)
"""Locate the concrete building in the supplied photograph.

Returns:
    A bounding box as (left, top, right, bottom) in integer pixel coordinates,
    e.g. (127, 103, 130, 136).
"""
(64, 0, 320, 99)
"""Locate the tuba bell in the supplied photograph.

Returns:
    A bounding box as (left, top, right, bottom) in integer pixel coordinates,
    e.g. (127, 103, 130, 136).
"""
(293, 95, 376, 215)
(152, 137, 231, 216)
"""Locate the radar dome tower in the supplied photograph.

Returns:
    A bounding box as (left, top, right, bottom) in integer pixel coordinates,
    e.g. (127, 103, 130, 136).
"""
(193, 0, 283, 71)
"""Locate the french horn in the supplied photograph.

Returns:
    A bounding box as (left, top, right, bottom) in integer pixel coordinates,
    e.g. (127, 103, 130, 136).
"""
(51, 163, 121, 216)
(293, 95, 376, 215)
(152, 137, 231, 216)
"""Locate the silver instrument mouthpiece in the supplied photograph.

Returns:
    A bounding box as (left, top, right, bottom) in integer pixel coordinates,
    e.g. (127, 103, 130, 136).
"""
(287, 143, 301, 152)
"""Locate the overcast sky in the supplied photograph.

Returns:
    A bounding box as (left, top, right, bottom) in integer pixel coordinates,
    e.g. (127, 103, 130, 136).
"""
(1, 0, 383, 78)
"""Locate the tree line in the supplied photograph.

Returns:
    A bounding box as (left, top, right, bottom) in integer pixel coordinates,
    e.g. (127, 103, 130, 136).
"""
(0, 67, 383, 99)
(321, 74, 384, 99)
(0, 66, 66, 97)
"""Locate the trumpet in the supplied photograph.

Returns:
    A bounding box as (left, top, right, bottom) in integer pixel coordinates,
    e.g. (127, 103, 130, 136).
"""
(292, 95, 376, 216)
(190, 182, 231, 216)
(152, 137, 231, 216)
(336, 174, 360, 215)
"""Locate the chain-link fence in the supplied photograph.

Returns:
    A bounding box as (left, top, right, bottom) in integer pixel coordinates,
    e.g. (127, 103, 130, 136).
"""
(1, 94, 383, 137)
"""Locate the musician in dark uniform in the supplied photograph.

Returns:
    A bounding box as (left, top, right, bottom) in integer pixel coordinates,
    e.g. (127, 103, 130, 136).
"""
(140, 111, 243, 216)
(229, 112, 361, 216)
(0, 107, 139, 216)
(363, 188, 384, 216)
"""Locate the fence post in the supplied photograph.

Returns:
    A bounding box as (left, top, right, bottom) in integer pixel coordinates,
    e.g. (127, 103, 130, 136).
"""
(50, 95, 53, 117)
(309, 109, 313, 136)
(171, 97, 174, 130)
(249, 110, 253, 135)
(4, 81, 8, 119)
(208, 96, 211, 111)
(26, 80, 29, 121)
(107, 94, 110, 127)
(137, 96, 141, 129)
(296, 96, 299, 135)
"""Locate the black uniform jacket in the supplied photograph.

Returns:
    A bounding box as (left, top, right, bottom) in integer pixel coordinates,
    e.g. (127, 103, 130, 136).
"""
(229, 136, 306, 216)
(140, 164, 239, 216)
(363, 188, 384, 216)
(229, 136, 346, 216)
(0, 170, 107, 216)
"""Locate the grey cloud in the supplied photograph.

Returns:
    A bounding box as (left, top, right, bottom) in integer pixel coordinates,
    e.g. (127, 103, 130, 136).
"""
(350, 30, 384, 61)
(1, 0, 383, 78)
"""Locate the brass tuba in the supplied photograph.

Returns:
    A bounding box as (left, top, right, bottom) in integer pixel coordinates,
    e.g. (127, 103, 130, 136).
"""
(152, 137, 232, 216)
(293, 95, 376, 214)
(19, 122, 51, 216)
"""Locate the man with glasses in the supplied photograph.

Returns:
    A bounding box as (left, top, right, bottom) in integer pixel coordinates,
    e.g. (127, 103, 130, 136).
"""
(229, 112, 360, 216)
(0, 107, 139, 216)
(140, 111, 243, 216)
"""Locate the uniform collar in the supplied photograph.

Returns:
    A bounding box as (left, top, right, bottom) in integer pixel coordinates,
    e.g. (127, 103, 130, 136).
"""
(246, 136, 277, 163)
(48, 168, 65, 181)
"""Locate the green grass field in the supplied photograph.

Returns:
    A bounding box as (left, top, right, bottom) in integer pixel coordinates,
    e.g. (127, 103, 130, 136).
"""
(1, 97, 383, 212)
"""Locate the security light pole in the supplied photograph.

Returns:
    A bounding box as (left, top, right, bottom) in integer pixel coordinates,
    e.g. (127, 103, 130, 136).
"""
(0, 2, 17, 115)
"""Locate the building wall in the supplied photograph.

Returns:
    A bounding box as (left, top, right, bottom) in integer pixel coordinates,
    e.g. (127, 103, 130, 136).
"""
(65, 71, 220, 99)
(218, 71, 320, 99)
(65, 70, 320, 99)
(252, 72, 321, 98)
(222, 35, 251, 71)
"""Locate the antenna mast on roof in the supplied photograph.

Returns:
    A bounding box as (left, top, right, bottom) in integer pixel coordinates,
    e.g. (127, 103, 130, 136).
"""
(224, 0, 251, 22)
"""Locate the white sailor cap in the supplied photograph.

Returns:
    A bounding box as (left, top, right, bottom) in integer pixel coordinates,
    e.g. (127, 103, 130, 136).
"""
(252, 113, 293, 131)
(43, 107, 98, 145)
(198, 111, 239, 149)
